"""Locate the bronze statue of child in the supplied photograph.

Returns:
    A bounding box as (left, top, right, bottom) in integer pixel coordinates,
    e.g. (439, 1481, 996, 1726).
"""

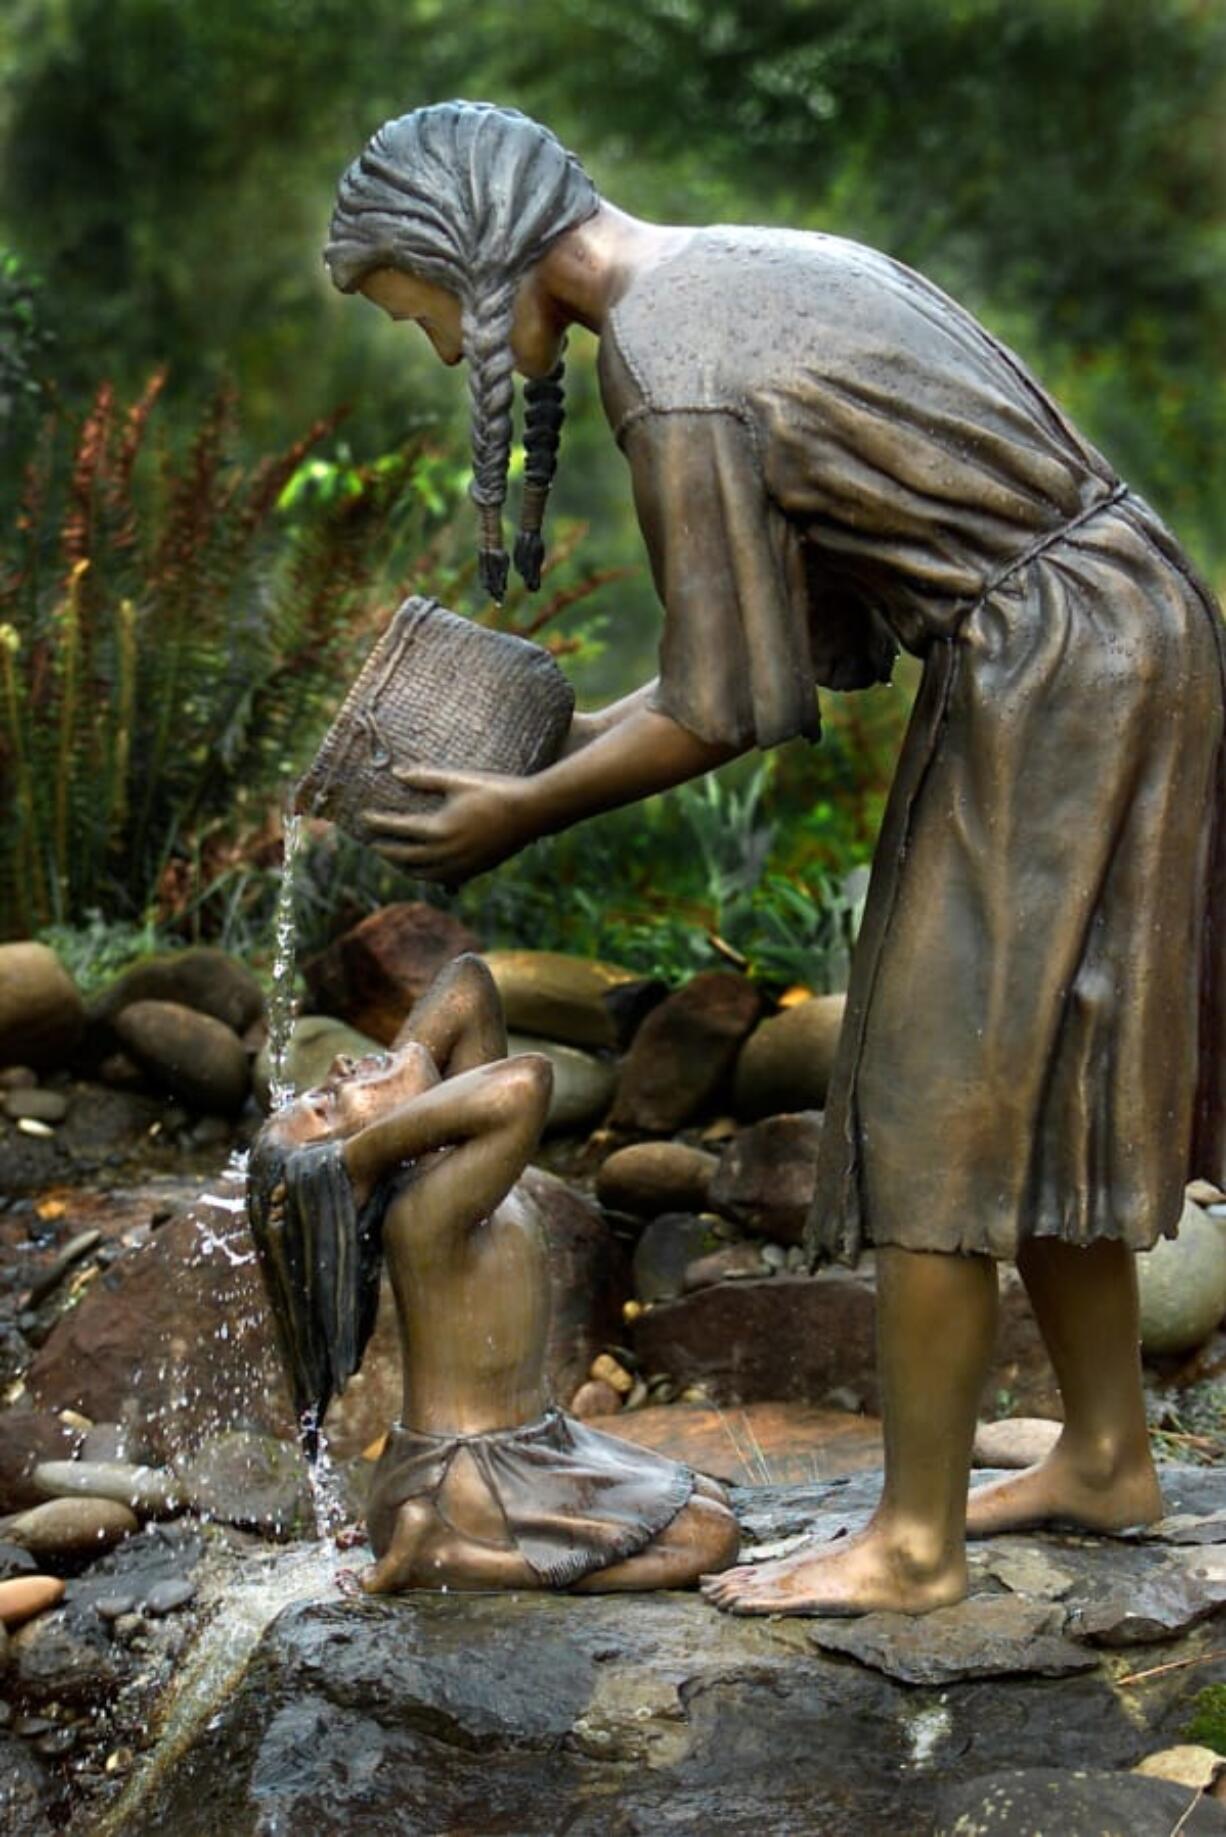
(247, 955, 738, 1594)
(319, 101, 1225, 1618)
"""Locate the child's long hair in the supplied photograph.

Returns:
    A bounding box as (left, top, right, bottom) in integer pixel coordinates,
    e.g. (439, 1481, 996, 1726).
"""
(326, 101, 599, 602)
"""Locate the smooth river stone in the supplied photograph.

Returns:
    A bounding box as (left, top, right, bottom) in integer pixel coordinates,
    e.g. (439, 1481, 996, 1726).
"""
(595, 1141, 720, 1219)
(732, 992, 846, 1120)
(485, 950, 658, 1052)
(0, 943, 84, 1070)
(32, 1460, 184, 1518)
(114, 1000, 250, 1116)
(507, 1034, 615, 1133)
(5, 1496, 139, 1560)
(1137, 1199, 1226, 1356)
(0, 1575, 65, 1629)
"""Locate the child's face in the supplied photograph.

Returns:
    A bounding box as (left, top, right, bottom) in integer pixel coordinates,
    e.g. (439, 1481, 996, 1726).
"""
(272, 1041, 439, 1147)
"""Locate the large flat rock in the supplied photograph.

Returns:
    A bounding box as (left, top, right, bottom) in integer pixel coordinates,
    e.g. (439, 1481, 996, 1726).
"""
(110, 1465, 1226, 1836)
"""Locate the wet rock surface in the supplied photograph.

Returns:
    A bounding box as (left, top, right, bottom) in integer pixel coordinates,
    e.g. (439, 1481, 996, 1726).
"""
(936, 1766, 1226, 1836)
(107, 1466, 1226, 1837)
(1138, 1199, 1226, 1357)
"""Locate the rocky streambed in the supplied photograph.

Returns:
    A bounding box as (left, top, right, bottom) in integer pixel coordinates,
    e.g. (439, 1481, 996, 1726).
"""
(4, 922, 1226, 1832)
(55, 1464, 1226, 1837)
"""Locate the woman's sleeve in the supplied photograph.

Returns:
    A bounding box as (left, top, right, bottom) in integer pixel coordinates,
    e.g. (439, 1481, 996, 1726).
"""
(621, 408, 825, 751)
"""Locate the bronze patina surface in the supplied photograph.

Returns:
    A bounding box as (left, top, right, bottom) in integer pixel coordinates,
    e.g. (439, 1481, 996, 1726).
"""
(247, 955, 738, 1594)
(323, 101, 1221, 1617)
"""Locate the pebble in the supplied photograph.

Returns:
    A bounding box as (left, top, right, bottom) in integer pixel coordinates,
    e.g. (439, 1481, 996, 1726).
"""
(10, 1611, 117, 1705)
(972, 1417, 1063, 1470)
(3, 1088, 68, 1123)
(570, 1379, 622, 1420)
(145, 1578, 196, 1617)
(589, 1353, 634, 1395)
(35, 1724, 77, 1759)
(33, 1459, 184, 1518)
(760, 1243, 788, 1271)
(5, 1496, 139, 1560)
(27, 1230, 102, 1305)
(0, 1067, 37, 1090)
(0, 1576, 66, 1629)
(12, 1715, 55, 1738)
(1133, 1745, 1224, 1790)
(16, 1118, 54, 1138)
(94, 1594, 138, 1624)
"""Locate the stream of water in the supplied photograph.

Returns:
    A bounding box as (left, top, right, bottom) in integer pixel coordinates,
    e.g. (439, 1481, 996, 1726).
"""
(93, 1541, 346, 1836)
(265, 804, 306, 1112)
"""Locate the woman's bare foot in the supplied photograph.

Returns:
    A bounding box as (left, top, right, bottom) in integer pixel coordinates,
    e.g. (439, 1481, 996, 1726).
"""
(966, 1436, 1163, 1538)
(701, 1521, 967, 1618)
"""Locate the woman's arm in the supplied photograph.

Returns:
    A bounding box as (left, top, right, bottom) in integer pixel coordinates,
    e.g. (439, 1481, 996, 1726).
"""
(363, 701, 743, 882)
(560, 678, 661, 756)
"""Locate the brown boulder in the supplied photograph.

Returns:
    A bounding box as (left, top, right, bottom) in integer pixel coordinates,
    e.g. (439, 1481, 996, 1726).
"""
(733, 993, 846, 1119)
(88, 947, 264, 1035)
(114, 1001, 250, 1114)
(25, 1188, 296, 1461)
(484, 951, 664, 1051)
(631, 1265, 1060, 1417)
(0, 943, 84, 1071)
(709, 1112, 824, 1246)
(593, 1400, 884, 1486)
(302, 903, 481, 1043)
(610, 972, 764, 1134)
(595, 1141, 719, 1218)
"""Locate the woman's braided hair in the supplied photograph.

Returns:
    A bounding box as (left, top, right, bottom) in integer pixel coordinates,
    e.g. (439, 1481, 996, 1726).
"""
(325, 102, 599, 601)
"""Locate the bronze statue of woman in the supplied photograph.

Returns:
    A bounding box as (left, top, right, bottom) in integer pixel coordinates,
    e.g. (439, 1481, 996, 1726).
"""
(325, 101, 1225, 1616)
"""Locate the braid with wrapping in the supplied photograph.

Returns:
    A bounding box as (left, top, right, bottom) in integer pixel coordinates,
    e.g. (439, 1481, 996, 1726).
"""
(464, 284, 518, 602)
(326, 103, 600, 600)
(514, 359, 566, 592)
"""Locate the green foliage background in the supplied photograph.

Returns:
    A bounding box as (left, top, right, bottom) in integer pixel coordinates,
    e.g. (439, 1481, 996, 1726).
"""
(4, 0, 1224, 674)
(1, 0, 1224, 966)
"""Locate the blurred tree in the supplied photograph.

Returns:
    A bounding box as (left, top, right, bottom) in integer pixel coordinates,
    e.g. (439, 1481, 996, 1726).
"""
(1, 0, 1222, 670)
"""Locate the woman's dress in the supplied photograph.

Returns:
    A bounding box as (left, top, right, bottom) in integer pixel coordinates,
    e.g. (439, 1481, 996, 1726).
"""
(597, 226, 1225, 1261)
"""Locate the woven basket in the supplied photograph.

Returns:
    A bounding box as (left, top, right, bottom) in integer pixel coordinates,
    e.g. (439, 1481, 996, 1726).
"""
(296, 596, 575, 841)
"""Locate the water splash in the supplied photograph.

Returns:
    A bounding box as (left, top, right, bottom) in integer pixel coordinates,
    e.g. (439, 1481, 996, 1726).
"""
(93, 1541, 347, 1837)
(266, 804, 306, 1111)
(305, 1432, 349, 1540)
